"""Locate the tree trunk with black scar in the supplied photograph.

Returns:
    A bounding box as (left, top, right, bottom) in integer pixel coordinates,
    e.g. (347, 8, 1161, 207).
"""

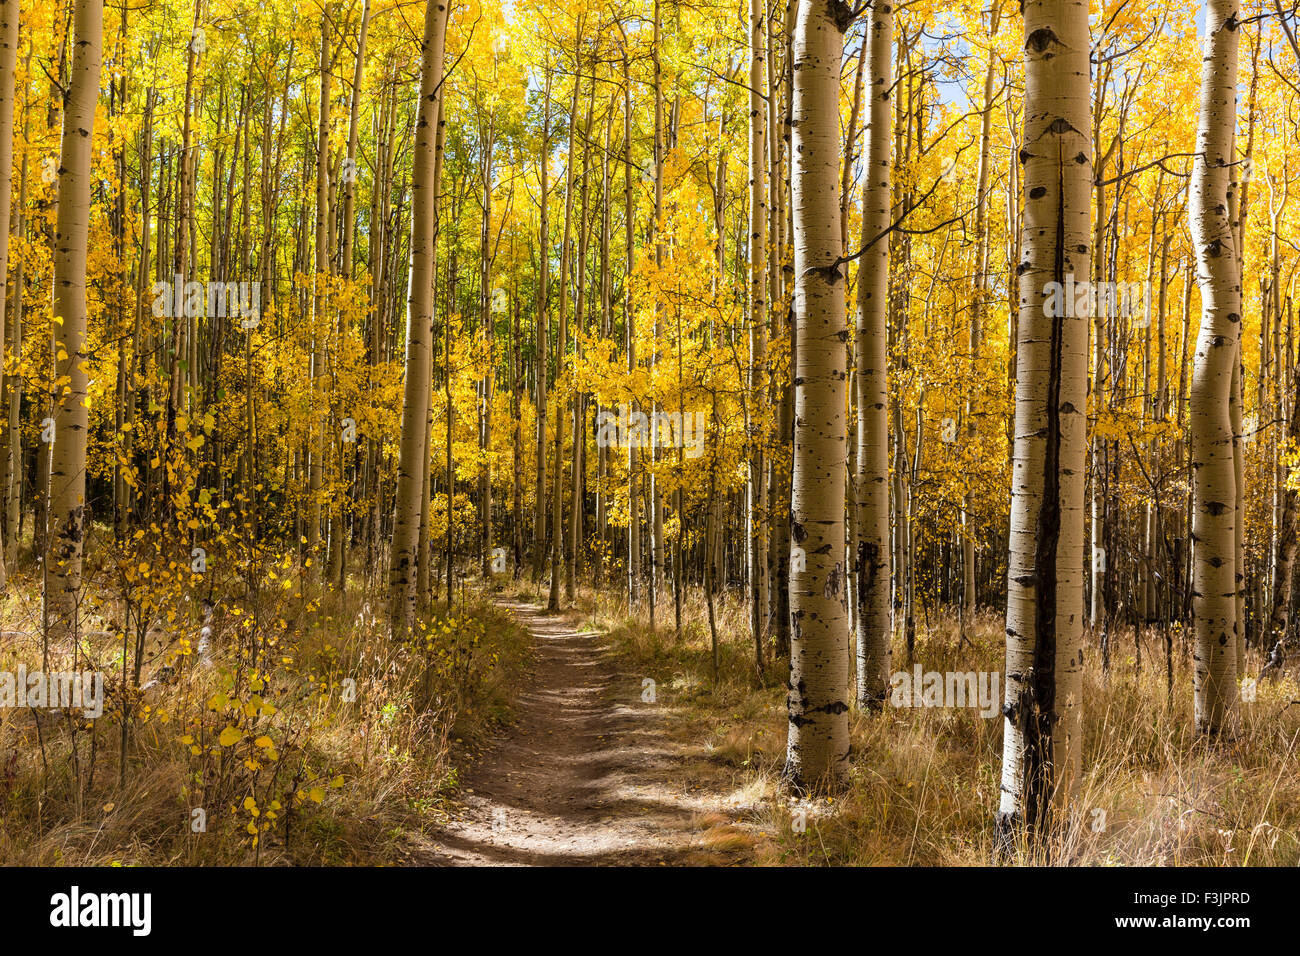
(0, 0, 18, 589)
(387, 0, 450, 635)
(853, 0, 891, 710)
(1265, 378, 1300, 661)
(748, 0, 768, 670)
(47, 0, 104, 641)
(995, 0, 1090, 853)
(1189, 0, 1240, 736)
(783, 0, 851, 791)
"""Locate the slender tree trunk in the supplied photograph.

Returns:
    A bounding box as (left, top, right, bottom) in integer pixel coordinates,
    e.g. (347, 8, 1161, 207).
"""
(387, 0, 450, 635)
(532, 63, 551, 582)
(1267, 380, 1300, 647)
(748, 0, 768, 671)
(769, 0, 794, 659)
(648, 1, 665, 627)
(46, 0, 104, 640)
(511, 281, 523, 577)
(308, 7, 331, 583)
(620, 35, 640, 607)
(547, 32, 582, 612)
(0, 0, 18, 589)
(566, 88, 593, 603)
(3, 59, 25, 572)
(995, 0, 1090, 852)
(783, 0, 850, 792)
(1189, 0, 1240, 736)
(479, 117, 496, 579)
(853, 0, 891, 710)
(962, 1, 1001, 639)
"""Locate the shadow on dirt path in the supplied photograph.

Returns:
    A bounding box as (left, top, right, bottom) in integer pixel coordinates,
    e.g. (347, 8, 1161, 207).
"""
(413, 601, 750, 866)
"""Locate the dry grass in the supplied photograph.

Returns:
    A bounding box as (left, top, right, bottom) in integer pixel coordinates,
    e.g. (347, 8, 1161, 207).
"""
(0, 554, 531, 866)
(10, 544, 1293, 868)
(575, 585, 1300, 866)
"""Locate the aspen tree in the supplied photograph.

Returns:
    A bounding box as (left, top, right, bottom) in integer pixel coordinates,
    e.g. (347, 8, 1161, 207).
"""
(769, 0, 794, 659)
(167, 0, 200, 445)
(784, 0, 851, 791)
(853, 0, 891, 710)
(511, 272, 524, 579)
(566, 82, 594, 603)
(619, 27, 640, 607)
(0, 0, 17, 589)
(839, 31, 867, 255)
(533, 61, 551, 582)
(962, 1, 1001, 639)
(547, 28, 583, 612)
(1189, 0, 1240, 736)
(308, 7, 331, 583)
(596, 95, 614, 585)
(478, 102, 496, 580)
(649, 0, 665, 627)
(46, 0, 103, 640)
(2, 42, 24, 573)
(995, 0, 1090, 849)
(341, 0, 369, 276)
(330, 0, 369, 593)
(388, 0, 450, 635)
(748, 0, 768, 668)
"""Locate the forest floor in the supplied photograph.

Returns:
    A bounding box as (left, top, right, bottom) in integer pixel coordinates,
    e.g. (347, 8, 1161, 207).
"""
(412, 599, 763, 865)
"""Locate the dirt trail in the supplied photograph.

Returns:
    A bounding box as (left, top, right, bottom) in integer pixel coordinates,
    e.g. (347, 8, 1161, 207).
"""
(416, 601, 745, 866)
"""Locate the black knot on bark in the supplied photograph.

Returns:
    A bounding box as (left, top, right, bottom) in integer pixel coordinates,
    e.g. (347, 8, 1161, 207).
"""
(1026, 27, 1059, 53)
(809, 263, 844, 284)
(830, 0, 856, 32)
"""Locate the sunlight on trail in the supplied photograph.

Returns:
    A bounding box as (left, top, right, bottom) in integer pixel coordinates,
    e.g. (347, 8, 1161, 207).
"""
(415, 603, 749, 866)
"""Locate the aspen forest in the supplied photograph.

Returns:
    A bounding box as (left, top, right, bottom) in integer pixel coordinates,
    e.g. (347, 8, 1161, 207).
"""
(0, 0, 1299, 888)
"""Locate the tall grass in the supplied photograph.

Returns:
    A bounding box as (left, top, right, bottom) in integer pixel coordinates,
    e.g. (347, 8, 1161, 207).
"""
(580, 584, 1300, 866)
(0, 559, 530, 865)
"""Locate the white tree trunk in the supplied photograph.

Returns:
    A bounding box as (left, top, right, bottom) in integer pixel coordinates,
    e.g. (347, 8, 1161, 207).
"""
(308, 7, 331, 583)
(388, 0, 450, 635)
(963, 2, 1001, 638)
(0, 0, 19, 590)
(853, 0, 892, 709)
(46, 0, 103, 640)
(784, 0, 851, 791)
(1189, 0, 1241, 735)
(996, 0, 1090, 849)
(748, 0, 769, 663)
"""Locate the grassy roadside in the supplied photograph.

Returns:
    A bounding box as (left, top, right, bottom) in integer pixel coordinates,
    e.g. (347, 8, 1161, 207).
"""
(0, 556, 532, 865)
(571, 585, 1300, 866)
